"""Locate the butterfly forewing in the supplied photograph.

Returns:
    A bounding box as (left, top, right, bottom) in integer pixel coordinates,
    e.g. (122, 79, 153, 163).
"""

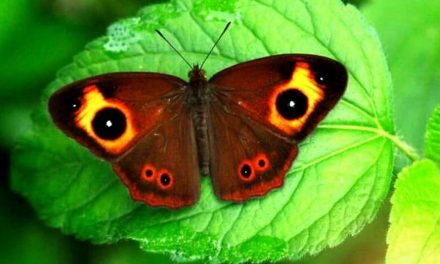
(210, 54, 348, 141)
(49, 73, 187, 159)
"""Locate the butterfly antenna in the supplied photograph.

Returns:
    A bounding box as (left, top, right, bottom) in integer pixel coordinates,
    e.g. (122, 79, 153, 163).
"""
(200, 21, 231, 68)
(155, 29, 193, 70)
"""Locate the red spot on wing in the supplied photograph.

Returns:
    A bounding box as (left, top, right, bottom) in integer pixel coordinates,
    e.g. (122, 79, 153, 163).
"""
(157, 169, 174, 190)
(141, 164, 156, 182)
(253, 152, 270, 171)
(113, 165, 190, 209)
(238, 160, 256, 182)
(224, 148, 298, 201)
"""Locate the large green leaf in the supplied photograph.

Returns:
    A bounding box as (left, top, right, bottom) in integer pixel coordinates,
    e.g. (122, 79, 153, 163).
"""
(11, 0, 395, 262)
(387, 159, 440, 264)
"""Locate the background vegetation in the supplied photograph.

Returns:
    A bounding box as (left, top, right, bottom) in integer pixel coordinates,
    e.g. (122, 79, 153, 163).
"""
(1, 0, 438, 263)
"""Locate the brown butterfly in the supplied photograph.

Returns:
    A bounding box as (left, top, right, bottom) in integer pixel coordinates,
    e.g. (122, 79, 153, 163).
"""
(48, 23, 348, 209)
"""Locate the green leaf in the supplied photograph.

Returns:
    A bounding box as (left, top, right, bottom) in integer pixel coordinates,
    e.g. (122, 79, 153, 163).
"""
(11, 0, 395, 262)
(363, 0, 440, 153)
(425, 105, 440, 163)
(387, 159, 440, 264)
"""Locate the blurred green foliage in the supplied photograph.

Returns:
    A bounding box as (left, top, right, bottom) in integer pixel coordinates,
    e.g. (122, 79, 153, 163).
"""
(363, 0, 440, 166)
(1, 0, 438, 263)
(0, 0, 97, 147)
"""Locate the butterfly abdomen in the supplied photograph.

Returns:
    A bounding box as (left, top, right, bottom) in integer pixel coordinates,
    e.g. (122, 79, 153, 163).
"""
(191, 102, 210, 175)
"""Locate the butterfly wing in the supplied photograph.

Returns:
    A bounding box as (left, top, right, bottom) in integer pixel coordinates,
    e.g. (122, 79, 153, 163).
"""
(49, 73, 200, 208)
(208, 100, 299, 201)
(114, 107, 200, 208)
(208, 54, 347, 201)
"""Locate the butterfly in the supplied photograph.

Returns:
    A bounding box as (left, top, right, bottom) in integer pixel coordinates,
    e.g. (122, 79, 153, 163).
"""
(48, 23, 348, 209)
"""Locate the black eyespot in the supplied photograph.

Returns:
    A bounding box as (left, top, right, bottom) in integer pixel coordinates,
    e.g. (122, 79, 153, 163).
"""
(275, 89, 308, 120)
(145, 169, 153, 177)
(240, 164, 252, 178)
(92, 107, 126, 140)
(160, 173, 171, 186)
(258, 159, 266, 168)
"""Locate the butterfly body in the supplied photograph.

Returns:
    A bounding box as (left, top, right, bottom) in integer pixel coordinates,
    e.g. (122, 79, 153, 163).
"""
(185, 65, 212, 175)
(49, 54, 348, 208)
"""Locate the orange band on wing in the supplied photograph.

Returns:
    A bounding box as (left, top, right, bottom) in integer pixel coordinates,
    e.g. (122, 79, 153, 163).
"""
(74, 85, 137, 155)
(268, 62, 324, 135)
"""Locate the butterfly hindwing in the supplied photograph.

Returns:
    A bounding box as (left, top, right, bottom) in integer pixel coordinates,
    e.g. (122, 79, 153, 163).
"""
(114, 107, 200, 208)
(208, 54, 347, 201)
(49, 73, 200, 208)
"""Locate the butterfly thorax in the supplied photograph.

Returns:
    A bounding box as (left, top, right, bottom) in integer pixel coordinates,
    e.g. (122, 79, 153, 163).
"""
(186, 64, 211, 103)
(187, 65, 211, 175)
(188, 64, 207, 88)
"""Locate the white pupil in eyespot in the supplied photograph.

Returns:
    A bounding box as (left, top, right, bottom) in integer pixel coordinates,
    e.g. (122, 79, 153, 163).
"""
(289, 101, 295, 107)
(106, 120, 113, 127)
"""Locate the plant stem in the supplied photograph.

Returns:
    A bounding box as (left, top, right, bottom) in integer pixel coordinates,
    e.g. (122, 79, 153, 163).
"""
(385, 134, 420, 162)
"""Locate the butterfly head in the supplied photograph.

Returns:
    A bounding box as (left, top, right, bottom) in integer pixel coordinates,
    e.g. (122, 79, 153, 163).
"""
(188, 64, 207, 83)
